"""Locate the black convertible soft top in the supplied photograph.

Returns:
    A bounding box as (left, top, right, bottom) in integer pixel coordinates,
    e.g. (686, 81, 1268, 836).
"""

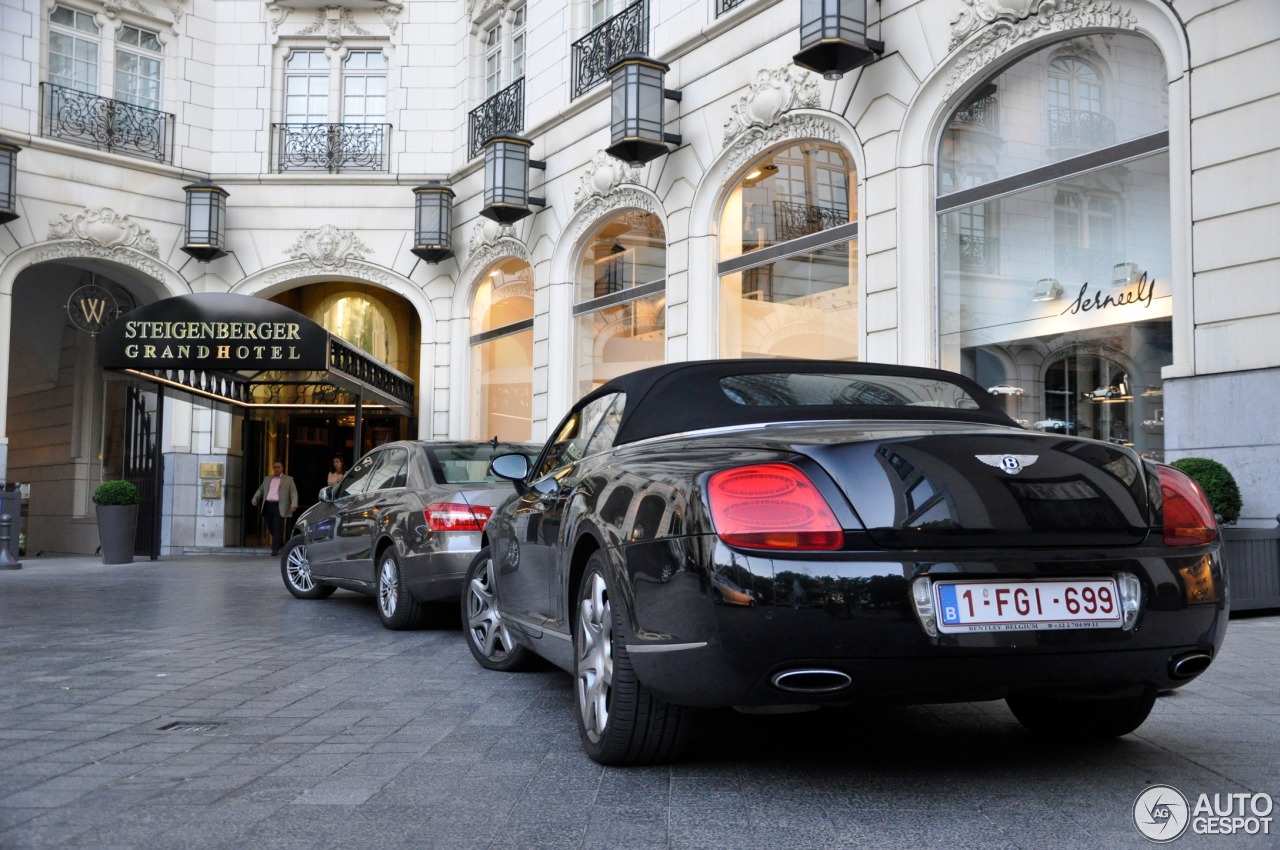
(584, 359, 1019, 445)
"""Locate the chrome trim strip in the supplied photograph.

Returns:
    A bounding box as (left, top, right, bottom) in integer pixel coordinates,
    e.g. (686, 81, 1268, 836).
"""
(626, 642, 708, 653)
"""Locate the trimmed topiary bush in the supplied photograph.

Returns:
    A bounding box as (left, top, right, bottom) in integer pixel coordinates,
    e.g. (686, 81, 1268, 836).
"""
(1170, 457, 1241, 524)
(92, 480, 139, 506)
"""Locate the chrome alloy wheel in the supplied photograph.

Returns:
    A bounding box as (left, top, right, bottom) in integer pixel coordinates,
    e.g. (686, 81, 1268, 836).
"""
(286, 544, 315, 592)
(576, 571, 614, 743)
(378, 554, 399, 619)
(466, 555, 516, 661)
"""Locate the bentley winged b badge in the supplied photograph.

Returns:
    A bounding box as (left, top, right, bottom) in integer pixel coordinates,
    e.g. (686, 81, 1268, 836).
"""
(976, 454, 1039, 475)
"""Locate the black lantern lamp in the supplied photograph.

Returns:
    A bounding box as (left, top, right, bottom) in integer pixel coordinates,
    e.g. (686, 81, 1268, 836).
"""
(0, 138, 19, 225)
(792, 0, 884, 81)
(480, 133, 546, 224)
(181, 179, 229, 262)
(605, 54, 683, 167)
(411, 181, 455, 263)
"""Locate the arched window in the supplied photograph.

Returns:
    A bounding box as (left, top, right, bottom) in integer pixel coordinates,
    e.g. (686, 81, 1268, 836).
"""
(471, 259, 534, 441)
(938, 32, 1170, 458)
(717, 141, 858, 360)
(573, 210, 666, 397)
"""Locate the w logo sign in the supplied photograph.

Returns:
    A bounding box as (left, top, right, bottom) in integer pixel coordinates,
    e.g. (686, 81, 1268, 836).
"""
(66, 284, 119, 335)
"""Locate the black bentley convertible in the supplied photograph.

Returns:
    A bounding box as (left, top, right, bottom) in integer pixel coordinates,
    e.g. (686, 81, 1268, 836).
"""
(461, 360, 1226, 765)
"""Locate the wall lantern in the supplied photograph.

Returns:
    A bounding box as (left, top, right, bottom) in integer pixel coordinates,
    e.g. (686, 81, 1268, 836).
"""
(411, 181, 455, 263)
(1031, 278, 1063, 302)
(181, 179, 229, 262)
(792, 0, 884, 81)
(480, 133, 546, 224)
(0, 138, 20, 225)
(605, 54, 683, 167)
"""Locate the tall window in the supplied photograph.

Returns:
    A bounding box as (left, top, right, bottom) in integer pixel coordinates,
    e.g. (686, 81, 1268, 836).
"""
(574, 211, 666, 397)
(591, 0, 623, 27)
(285, 49, 386, 125)
(479, 5, 526, 99)
(717, 141, 858, 360)
(49, 6, 100, 93)
(49, 5, 162, 106)
(938, 33, 1171, 458)
(471, 260, 535, 441)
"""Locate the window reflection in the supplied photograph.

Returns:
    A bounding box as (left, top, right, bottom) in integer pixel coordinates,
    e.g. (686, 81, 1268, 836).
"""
(471, 259, 534, 441)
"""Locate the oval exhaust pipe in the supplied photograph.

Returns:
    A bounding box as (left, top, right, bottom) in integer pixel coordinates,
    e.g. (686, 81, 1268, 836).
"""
(771, 669, 852, 694)
(1170, 652, 1212, 679)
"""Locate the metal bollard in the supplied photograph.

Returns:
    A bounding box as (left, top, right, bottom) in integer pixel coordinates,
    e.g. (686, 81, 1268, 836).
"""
(0, 513, 21, 569)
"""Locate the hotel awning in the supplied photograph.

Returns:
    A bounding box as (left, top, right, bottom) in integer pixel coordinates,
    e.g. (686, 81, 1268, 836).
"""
(96, 292, 414, 415)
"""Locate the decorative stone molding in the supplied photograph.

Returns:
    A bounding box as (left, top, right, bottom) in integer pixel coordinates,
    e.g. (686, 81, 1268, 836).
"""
(462, 220, 529, 282)
(285, 224, 372, 269)
(573, 152, 643, 211)
(946, 0, 1138, 94)
(297, 7, 371, 49)
(261, 258, 395, 289)
(266, 3, 293, 33)
(722, 114, 840, 175)
(48, 208, 161, 257)
(723, 67, 821, 146)
(565, 188, 659, 253)
(99, 0, 185, 27)
(376, 3, 400, 34)
(31, 242, 167, 284)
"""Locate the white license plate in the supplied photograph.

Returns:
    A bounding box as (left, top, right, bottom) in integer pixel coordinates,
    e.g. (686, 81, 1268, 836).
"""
(934, 579, 1123, 633)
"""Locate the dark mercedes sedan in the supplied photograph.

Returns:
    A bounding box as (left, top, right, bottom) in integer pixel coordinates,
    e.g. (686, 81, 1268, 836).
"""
(281, 440, 536, 629)
(461, 360, 1227, 765)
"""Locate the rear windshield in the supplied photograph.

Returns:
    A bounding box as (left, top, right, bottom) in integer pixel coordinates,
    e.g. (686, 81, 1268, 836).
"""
(719, 372, 984, 411)
(429, 443, 536, 484)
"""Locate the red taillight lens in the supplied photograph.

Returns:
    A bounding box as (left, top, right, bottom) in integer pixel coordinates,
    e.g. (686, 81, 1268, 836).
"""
(1157, 465, 1218, 546)
(707, 463, 843, 551)
(425, 502, 492, 532)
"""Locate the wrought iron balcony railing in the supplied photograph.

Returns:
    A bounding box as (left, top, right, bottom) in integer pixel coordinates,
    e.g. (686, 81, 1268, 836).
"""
(950, 94, 999, 133)
(571, 0, 648, 100)
(716, 0, 748, 16)
(941, 232, 999, 274)
(272, 123, 391, 172)
(1048, 109, 1116, 149)
(40, 82, 174, 163)
(468, 77, 525, 160)
(773, 201, 849, 242)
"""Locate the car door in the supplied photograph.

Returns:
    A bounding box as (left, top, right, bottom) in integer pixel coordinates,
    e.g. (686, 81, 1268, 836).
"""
(333, 446, 409, 581)
(500, 392, 625, 627)
(305, 449, 379, 572)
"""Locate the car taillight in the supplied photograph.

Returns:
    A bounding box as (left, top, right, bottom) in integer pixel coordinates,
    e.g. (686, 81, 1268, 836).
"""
(1156, 465, 1218, 546)
(425, 502, 492, 532)
(707, 463, 843, 551)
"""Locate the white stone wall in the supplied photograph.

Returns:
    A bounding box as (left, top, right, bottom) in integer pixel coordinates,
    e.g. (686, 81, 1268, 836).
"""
(0, 0, 1279, 546)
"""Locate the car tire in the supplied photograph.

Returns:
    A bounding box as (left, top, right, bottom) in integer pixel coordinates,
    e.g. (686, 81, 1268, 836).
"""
(376, 547, 425, 630)
(574, 551, 695, 766)
(281, 537, 335, 600)
(1006, 688, 1157, 739)
(462, 547, 533, 671)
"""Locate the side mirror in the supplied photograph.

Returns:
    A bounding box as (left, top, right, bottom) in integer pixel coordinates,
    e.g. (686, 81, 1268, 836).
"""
(489, 452, 531, 481)
(318, 485, 334, 503)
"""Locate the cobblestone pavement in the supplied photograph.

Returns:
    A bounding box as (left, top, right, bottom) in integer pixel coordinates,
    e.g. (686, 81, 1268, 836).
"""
(1, 554, 1278, 850)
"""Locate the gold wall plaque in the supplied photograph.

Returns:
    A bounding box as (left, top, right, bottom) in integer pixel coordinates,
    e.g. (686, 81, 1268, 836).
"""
(199, 463, 225, 479)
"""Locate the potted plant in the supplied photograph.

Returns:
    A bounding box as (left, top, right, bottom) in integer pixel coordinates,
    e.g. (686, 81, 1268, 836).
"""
(1170, 457, 1242, 524)
(92, 480, 139, 565)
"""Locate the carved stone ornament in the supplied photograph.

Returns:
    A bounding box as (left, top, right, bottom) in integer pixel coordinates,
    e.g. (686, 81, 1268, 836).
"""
(723, 67, 821, 146)
(573, 152, 643, 211)
(48, 208, 161, 257)
(376, 3, 400, 35)
(565, 188, 659, 254)
(266, 2, 293, 33)
(262, 258, 394, 289)
(286, 224, 372, 269)
(946, 0, 1138, 94)
(100, 0, 185, 27)
(32, 243, 166, 284)
(296, 7, 372, 49)
(462, 219, 528, 280)
(723, 115, 840, 175)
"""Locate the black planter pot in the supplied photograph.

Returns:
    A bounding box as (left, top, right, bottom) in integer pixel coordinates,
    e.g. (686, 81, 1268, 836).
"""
(96, 504, 138, 565)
